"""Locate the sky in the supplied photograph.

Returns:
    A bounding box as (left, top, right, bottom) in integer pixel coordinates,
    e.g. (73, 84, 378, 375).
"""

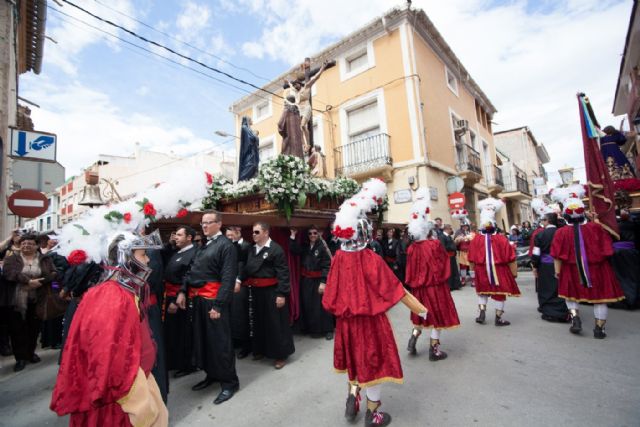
(21, 0, 634, 186)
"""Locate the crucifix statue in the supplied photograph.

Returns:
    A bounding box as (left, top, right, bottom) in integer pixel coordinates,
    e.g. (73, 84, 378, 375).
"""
(279, 57, 335, 160)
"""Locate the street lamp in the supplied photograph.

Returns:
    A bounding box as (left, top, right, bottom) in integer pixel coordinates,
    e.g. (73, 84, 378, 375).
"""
(215, 130, 239, 139)
(558, 166, 574, 187)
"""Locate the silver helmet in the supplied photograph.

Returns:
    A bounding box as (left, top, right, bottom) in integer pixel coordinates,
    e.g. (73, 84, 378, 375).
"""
(106, 229, 163, 291)
(340, 217, 373, 252)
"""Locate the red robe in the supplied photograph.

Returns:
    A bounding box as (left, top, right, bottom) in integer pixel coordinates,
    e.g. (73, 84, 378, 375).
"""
(468, 233, 521, 297)
(322, 249, 406, 387)
(51, 281, 155, 426)
(405, 240, 460, 329)
(550, 222, 625, 303)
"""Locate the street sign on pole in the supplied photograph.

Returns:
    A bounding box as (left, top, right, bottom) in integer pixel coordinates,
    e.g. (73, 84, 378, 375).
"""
(7, 189, 49, 218)
(10, 128, 57, 162)
(448, 192, 466, 209)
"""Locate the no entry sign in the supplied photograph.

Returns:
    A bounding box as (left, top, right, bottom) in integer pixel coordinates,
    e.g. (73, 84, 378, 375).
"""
(8, 189, 49, 218)
(447, 192, 466, 209)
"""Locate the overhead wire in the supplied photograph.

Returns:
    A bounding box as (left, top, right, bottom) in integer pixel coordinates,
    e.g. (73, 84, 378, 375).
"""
(59, 0, 284, 100)
(46, 9, 241, 156)
(90, 0, 272, 82)
(48, 5, 253, 101)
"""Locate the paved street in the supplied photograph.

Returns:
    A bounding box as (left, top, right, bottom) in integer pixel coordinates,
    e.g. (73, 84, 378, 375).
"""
(0, 271, 638, 426)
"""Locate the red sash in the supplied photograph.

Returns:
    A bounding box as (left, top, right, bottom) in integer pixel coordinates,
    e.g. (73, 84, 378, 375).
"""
(164, 282, 182, 298)
(301, 269, 323, 279)
(447, 251, 456, 257)
(245, 277, 278, 287)
(148, 293, 158, 307)
(188, 282, 222, 299)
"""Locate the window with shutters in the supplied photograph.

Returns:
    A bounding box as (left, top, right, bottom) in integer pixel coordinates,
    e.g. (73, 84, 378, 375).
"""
(258, 135, 275, 164)
(347, 101, 380, 143)
(446, 66, 459, 96)
(339, 41, 375, 82)
(252, 98, 272, 123)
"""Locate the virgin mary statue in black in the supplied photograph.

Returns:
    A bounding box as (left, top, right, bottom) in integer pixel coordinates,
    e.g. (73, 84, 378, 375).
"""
(238, 116, 259, 181)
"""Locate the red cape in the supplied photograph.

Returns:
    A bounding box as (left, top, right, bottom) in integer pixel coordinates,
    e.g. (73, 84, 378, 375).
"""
(51, 281, 143, 420)
(322, 249, 406, 317)
(405, 240, 450, 288)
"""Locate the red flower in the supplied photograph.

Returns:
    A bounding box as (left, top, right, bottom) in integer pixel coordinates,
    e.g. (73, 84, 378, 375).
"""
(205, 172, 213, 185)
(412, 213, 418, 219)
(425, 207, 430, 214)
(67, 249, 87, 266)
(376, 197, 383, 205)
(123, 212, 132, 224)
(176, 208, 188, 218)
(349, 202, 357, 207)
(332, 225, 355, 239)
(143, 202, 156, 217)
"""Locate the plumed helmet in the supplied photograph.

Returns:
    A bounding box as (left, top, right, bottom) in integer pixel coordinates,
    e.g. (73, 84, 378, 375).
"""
(407, 188, 432, 241)
(477, 197, 504, 232)
(107, 229, 163, 289)
(332, 178, 386, 251)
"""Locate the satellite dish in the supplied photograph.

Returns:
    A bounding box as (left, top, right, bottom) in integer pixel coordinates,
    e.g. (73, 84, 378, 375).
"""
(446, 176, 464, 195)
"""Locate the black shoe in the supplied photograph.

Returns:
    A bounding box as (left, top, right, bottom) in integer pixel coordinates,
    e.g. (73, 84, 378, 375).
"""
(191, 377, 216, 391)
(13, 360, 27, 372)
(30, 354, 41, 363)
(495, 316, 511, 327)
(429, 344, 448, 361)
(345, 392, 360, 421)
(237, 349, 251, 359)
(214, 386, 238, 404)
(325, 332, 334, 340)
(407, 335, 418, 355)
(476, 310, 486, 324)
(541, 314, 566, 323)
(364, 409, 391, 426)
(593, 325, 606, 339)
(569, 316, 582, 334)
(174, 368, 196, 378)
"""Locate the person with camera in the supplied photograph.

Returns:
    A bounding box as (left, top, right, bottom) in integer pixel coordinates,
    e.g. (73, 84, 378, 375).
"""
(2, 234, 57, 371)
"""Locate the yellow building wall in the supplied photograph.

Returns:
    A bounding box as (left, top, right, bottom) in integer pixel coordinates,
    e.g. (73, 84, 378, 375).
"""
(234, 27, 415, 178)
(232, 20, 500, 232)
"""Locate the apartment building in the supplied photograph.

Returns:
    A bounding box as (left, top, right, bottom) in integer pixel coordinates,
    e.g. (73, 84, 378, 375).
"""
(229, 6, 506, 226)
(494, 126, 550, 225)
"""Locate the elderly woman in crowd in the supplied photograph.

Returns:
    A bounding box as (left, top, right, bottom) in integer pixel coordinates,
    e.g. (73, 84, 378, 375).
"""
(3, 234, 57, 372)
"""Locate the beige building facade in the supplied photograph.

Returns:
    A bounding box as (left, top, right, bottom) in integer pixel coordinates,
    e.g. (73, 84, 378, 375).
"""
(230, 6, 508, 227)
(494, 126, 550, 226)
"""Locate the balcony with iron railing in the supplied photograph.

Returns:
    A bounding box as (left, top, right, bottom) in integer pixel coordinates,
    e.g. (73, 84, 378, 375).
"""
(455, 143, 482, 184)
(334, 133, 393, 180)
(501, 163, 531, 199)
(484, 164, 504, 195)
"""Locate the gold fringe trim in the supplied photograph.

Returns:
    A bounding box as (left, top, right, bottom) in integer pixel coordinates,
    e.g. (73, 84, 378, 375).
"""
(476, 292, 521, 297)
(336, 375, 404, 388)
(411, 323, 461, 331)
(559, 295, 626, 304)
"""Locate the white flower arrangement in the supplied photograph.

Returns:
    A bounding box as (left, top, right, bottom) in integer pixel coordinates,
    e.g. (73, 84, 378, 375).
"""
(202, 155, 361, 217)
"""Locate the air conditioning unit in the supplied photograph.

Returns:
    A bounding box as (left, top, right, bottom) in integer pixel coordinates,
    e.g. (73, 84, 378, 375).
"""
(454, 119, 469, 136)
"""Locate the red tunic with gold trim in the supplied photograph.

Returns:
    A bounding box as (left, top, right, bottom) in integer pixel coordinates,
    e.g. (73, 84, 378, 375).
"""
(51, 280, 156, 426)
(405, 240, 460, 329)
(468, 233, 521, 297)
(322, 249, 406, 387)
(550, 222, 624, 303)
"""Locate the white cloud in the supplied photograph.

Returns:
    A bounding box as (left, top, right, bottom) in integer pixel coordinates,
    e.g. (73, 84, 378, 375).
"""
(45, 0, 138, 76)
(176, 1, 212, 36)
(135, 85, 150, 96)
(21, 79, 229, 177)
(236, 0, 632, 183)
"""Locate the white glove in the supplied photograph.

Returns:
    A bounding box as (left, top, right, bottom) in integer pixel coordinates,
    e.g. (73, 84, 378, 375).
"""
(418, 311, 428, 319)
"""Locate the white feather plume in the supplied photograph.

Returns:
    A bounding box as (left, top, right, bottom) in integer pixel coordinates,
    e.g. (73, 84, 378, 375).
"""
(55, 168, 210, 263)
